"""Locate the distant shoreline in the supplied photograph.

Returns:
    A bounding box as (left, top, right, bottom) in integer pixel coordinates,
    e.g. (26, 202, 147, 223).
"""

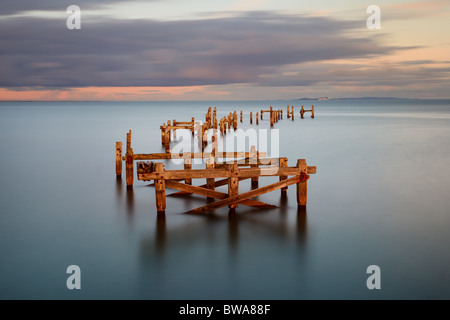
(1, 97, 450, 103)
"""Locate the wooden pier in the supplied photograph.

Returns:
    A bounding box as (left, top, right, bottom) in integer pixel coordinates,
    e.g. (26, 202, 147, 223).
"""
(115, 105, 317, 214)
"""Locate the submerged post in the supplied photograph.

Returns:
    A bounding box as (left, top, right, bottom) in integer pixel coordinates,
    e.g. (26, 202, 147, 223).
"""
(184, 152, 192, 185)
(206, 155, 215, 200)
(250, 145, 258, 188)
(256, 112, 259, 125)
(228, 163, 239, 210)
(312, 105, 315, 118)
(279, 157, 288, 194)
(116, 141, 122, 177)
(296, 159, 308, 207)
(250, 111, 253, 124)
(126, 148, 134, 189)
(154, 163, 166, 214)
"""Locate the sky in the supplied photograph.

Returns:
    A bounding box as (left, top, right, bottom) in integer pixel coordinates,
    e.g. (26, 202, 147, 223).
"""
(0, 0, 449, 100)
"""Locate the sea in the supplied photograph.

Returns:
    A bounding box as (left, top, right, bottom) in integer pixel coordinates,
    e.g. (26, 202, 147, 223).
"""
(0, 99, 449, 299)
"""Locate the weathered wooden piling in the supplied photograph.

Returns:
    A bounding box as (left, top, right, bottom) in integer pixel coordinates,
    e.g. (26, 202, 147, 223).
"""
(270, 106, 274, 127)
(250, 112, 253, 124)
(116, 142, 122, 177)
(206, 156, 215, 200)
(161, 123, 166, 144)
(155, 163, 166, 213)
(250, 145, 258, 188)
(228, 163, 239, 210)
(256, 112, 259, 125)
(291, 106, 294, 120)
(296, 159, 308, 207)
(184, 153, 192, 185)
(287, 105, 290, 118)
(279, 157, 288, 194)
(240, 110, 243, 122)
(126, 147, 134, 189)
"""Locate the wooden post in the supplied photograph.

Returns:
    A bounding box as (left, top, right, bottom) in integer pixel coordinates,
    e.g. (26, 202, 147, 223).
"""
(212, 130, 218, 156)
(126, 148, 134, 189)
(312, 105, 315, 118)
(228, 163, 239, 210)
(300, 106, 304, 119)
(297, 159, 307, 207)
(206, 155, 215, 200)
(191, 117, 195, 135)
(281, 109, 283, 119)
(292, 106, 294, 120)
(161, 123, 166, 144)
(256, 112, 259, 125)
(260, 110, 263, 120)
(250, 112, 253, 124)
(250, 145, 258, 188)
(220, 118, 224, 134)
(240, 110, 243, 122)
(155, 163, 166, 214)
(270, 109, 274, 127)
(279, 157, 288, 194)
(287, 105, 290, 118)
(116, 142, 122, 177)
(167, 120, 171, 142)
(184, 153, 192, 185)
(126, 130, 131, 152)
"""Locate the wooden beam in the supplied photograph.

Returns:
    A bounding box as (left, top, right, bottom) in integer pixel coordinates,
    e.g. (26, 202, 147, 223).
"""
(167, 177, 250, 197)
(185, 175, 300, 214)
(165, 180, 276, 208)
(138, 165, 316, 181)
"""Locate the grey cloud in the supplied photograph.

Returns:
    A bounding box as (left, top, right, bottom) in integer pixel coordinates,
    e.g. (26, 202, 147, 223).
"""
(0, 12, 407, 88)
(0, 0, 153, 15)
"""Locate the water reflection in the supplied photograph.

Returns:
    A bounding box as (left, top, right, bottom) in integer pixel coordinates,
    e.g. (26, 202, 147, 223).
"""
(297, 206, 307, 249)
(155, 213, 166, 257)
(115, 176, 122, 208)
(126, 187, 134, 217)
(228, 210, 239, 255)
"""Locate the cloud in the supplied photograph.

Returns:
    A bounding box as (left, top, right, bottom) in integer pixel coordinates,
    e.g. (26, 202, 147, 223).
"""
(0, 0, 153, 15)
(0, 11, 404, 89)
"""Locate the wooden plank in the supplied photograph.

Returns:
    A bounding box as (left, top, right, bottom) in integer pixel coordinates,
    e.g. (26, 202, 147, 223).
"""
(185, 176, 300, 214)
(138, 165, 316, 181)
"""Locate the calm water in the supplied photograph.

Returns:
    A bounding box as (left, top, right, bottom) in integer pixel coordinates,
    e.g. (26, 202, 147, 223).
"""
(1, 99, 450, 299)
